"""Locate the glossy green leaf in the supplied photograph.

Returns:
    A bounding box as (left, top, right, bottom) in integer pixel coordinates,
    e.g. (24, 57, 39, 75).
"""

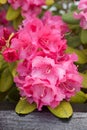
(81, 29, 87, 44)
(48, 101, 73, 118)
(80, 73, 87, 88)
(0, 0, 7, 4)
(66, 46, 87, 64)
(0, 68, 13, 92)
(15, 98, 36, 114)
(70, 91, 87, 103)
(6, 6, 21, 21)
(62, 12, 79, 24)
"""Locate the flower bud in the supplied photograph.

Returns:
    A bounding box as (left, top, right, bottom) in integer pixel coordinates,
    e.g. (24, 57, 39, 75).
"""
(3, 48, 18, 62)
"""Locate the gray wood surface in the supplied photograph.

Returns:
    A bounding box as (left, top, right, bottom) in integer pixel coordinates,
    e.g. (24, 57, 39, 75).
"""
(0, 102, 87, 130)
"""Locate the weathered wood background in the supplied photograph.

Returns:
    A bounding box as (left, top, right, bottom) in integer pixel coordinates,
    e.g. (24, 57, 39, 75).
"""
(0, 102, 87, 130)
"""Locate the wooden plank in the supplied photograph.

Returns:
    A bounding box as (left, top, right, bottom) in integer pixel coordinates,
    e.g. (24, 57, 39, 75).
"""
(0, 110, 87, 130)
(0, 102, 87, 130)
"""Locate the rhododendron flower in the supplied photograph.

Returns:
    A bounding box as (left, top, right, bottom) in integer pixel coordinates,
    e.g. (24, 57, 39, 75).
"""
(16, 76, 65, 110)
(11, 16, 68, 61)
(0, 11, 8, 26)
(8, 17, 82, 110)
(0, 25, 14, 52)
(78, 0, 87, 11)
(3, 48, 18, 62)
(14, 54, 82, 110)
(8, 0, 45, 18)
(42, 11, 69, 36)
(74, 0, 87, 29)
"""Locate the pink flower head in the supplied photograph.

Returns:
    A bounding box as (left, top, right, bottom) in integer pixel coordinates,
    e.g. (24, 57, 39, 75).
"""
(8, 0, 45, 18)
(11, 17, 67, 61)
(8, 0, 21, 9)
(42, 11, 69, 37)
(9, 17, 82, 110)
(78, 0, 87, 11)
(14, 54, 82, 110)
(19, 76, 65, 110)
(58, 54, 82, 99)
(74, 0, 87, 29)
(74, 11, 87, 29)
(3, 48, 18, 62)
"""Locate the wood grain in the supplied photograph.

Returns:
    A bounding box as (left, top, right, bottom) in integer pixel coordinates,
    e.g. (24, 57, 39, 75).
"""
(0, 102, 87, 130)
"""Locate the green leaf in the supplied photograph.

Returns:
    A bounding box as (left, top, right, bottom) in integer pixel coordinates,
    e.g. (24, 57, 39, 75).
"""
(8, 87, 20, 102)
(70, 91, 87, 103)
(81, 29, 87, 44)
(0, 0, 7, 4)
(0, 92, 7, 101)
(6, 6, 21, 21)
(70, 4, 77, 11)
(80, 73, 87, 88)
(8, 62, 17, 77)
(46, 0, 54, 6)
(81, 49, 87, 55)
(68, 24, 79, 30)
(0, 56, 8, 72)
(15, 98, 36, 114)
(13, 16, 23, 30)
(66, 46, 87, 64)
(67, 35, 81, 48)
(0, 68, 13, 92)
(48, 101, 73, 118)
(62, 11, 79, 24)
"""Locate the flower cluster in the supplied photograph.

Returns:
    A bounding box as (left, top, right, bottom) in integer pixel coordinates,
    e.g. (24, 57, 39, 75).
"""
(2, 13, 82, 110)
(74, 0, 87, 29)
(8, 0, 46, 18)
(0, 10, 14, 51)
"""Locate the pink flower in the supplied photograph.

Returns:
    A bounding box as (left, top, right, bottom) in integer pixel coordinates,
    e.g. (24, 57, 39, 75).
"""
(3, 48, 18, 62)
(8, 0, 45, 18)
(14, 55, 82, 110)
(9, 17, 82, 110)
(11, 17, 67, 62)
(0, 25, 14, 52)
(74, 11, 87, 29)
(19, 77, 65, 110)
(78, 0, 87, 11)
(58, 54, 82, 99)
(0, 10, 8, 26)
(74, 0, 87, 29)
(31, 56, 66, 84)
(42, 11, 69, 36)
(8, 0, 21, 9)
